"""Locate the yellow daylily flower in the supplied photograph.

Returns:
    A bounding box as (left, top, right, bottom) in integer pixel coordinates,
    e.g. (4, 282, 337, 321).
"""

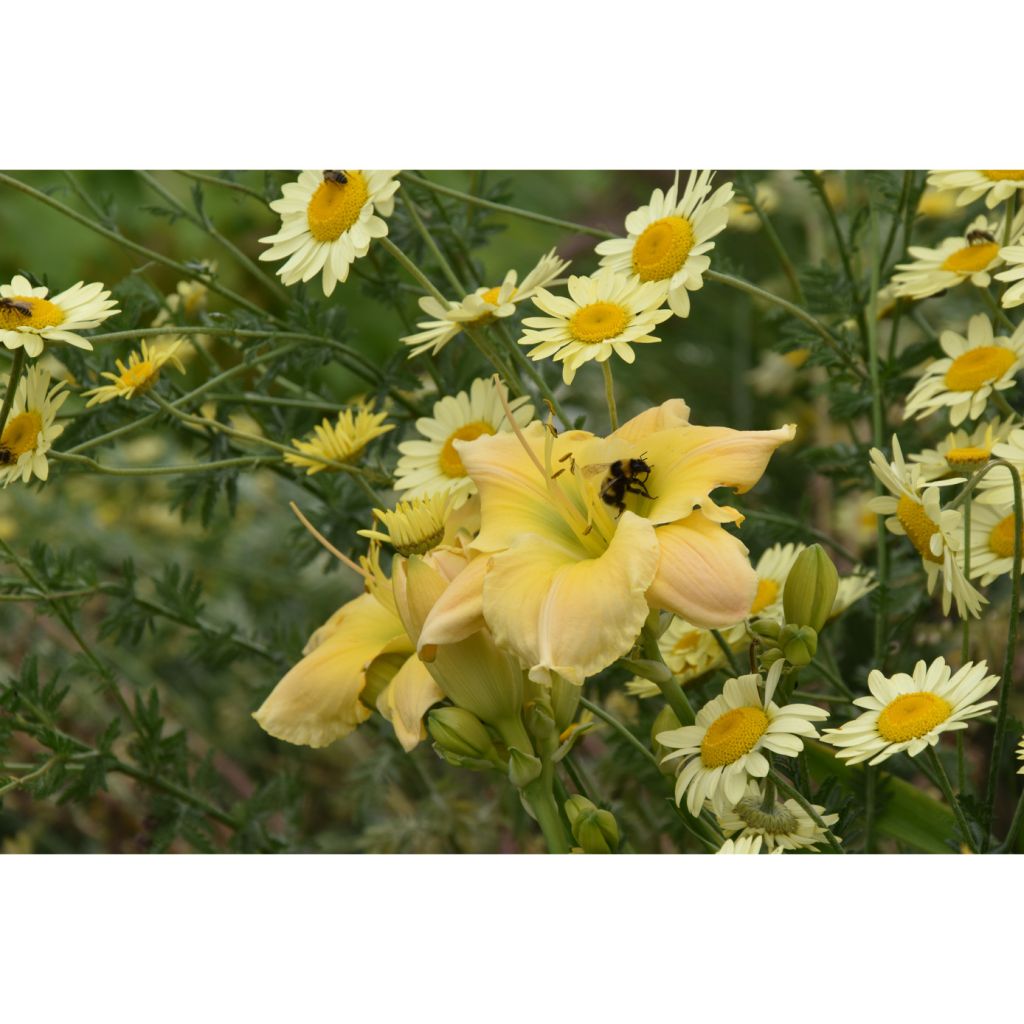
(424, 399, 794, 686)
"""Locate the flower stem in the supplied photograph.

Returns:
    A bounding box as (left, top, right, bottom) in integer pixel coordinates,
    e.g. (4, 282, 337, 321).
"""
(999, 785, 1024, 853)
(524, 765, 571, 854)
(0, 346, 26, 438)
(961, 493, 971, 663)
(926, 745, 979, 853)
(601, 360, 619, 431)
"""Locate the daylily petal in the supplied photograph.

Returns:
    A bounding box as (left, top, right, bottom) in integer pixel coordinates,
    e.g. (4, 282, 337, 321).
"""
(419, 553, 488, 648)
(612, 398, 691, 442)
(646, 513, 757, 627)
(252, 593, 408, 748)
(641, 423, 797, 525)
(377, 654, 444, 752)
(481, 512, 660, 685)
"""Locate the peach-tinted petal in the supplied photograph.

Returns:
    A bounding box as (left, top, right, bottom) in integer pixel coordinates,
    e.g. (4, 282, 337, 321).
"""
(482, 512, 660, 685)
(647, 513, 757, 627)
(612, 398, 691, 442)
(419, 553, 488, 648)
(377, 654, 444, 752)
(252, 593, 408, 748)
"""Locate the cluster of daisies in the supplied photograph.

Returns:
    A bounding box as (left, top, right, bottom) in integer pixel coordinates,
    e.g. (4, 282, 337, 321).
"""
(868, 170, 1024, 622)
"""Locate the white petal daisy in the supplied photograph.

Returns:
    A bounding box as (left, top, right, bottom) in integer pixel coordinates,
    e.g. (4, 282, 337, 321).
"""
(867, 436, 985, 618)
(909, 418, 1012, 483)
(995, 244, 1024, 309)
(715, 779, 840, 852)
(657, 662, 828, 816)
(967, 501, 1023, 585)
(975, 425, 1024, 507)
(716, 835, 783, 854)
(595, 170, 734, 318)
(891, 214, 1018, 300)
(903, 314, 1024, 426)
(401, 248, 570, 357)
(831, 570, 877, 618)
(1017, 736, 1024, 774)
(1, 275, 119, 358)
(822, 657, 999, 766)
(518, 267, 671, 385)
(0, 365, 68, 486)
(393, 377, 533, 507)
(259, 170, 400, 297)
(927, 170, 1024, 210)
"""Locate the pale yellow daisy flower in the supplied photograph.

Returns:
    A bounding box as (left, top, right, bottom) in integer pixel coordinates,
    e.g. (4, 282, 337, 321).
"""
(822, 658, 999, 766)
(595, 170, 734, 317)
(716, 835, 783, 854)
(903, 314, 1024, 426)
(259, 170, 400, 296)
(976, 426, 1024, 507)
(1, 275, 119, 358)
(967, 502, 1023, 585)
(518, 267, 671, 384)
(83, 340, 186, 406)
(995, 244, 1024, 309)
(283, 404, 393, 475)
(0, 365, 68, 486)
(715, 779, 840, 852)
(927, 170, 1024, 210)
(909, 418, 1012, 483)
(401, 249, 570, 357)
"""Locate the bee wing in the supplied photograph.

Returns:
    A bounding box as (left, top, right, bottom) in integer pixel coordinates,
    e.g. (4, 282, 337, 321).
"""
(580, 462, 613, 478)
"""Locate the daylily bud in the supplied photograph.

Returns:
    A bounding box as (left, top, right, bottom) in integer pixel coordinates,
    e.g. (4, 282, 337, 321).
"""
(651, 705, 681, 773)
(783, 544, 839, 633)
(761, 647, 785, 669)
(428, 707, 501, 766)
(783, 625, 818, 667)
(565, 796, 620, 853)
(508, 747, 542, 788)
(750, 619, 781, 641)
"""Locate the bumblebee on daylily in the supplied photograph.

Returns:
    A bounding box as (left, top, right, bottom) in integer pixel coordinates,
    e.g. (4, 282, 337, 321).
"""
(417, 395, 795, 687)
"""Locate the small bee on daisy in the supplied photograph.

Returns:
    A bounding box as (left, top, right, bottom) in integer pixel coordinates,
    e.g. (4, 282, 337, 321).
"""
(927, 170, 1024, 210)
(259, 171, 400, 297)
(517, 267, 671, 385)
(83, 339, 186, 406)
(903, 314, 1024, 426)
(0, 365, 68, 486)
(657, 662, 828, 816)
(967, 502, 1023, 586)
(867, 436, 984, 618)
(1, 275, 119, 358)
(715, 779, 840, 852)
(891, 214, 1017, 300)
(822, 658, 999, 766)
(401, 249, 570, 358)
(283, 404, 393, 476)
(595, 170, 734, 318)
(393, 377, 533, 508)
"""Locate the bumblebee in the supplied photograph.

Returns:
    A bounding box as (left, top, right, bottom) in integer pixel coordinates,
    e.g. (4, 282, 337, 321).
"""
(322, 170, 348, 185)
(966, 228, 996, 246)
(0, 297, 33, 317)
(0, 445, 14, 466)
(590, 457, 655, 516)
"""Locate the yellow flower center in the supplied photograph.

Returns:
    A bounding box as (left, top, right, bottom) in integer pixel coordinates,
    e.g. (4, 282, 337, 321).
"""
(439, 421, 496, 477)
(896, 494, 943, 563)
(945, 444, 990, 470)
(631, 215, 695, 282)
(568, 301, 630, 344)
(981, 170, 1024, 181)
(0, 410, 43, 459)
(943, 346, 1015, 391)
(940, 242, 999, 274)
(121, 361, 158, 393)
(0, 296, 65, 331)
(481, 285, 515, 306)
(700, 706, 769, 767)
(989, 513, 1023, 558)
(749, 577, 778, 615)
(306, 172, 369, 242)
(876, 691, 952, 742)
(672, 631, 702, 655)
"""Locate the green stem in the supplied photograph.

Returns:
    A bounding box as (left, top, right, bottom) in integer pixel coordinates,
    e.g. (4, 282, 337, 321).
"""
(710, 629, 743, 675)
(0, 347, 27, 438)
(578, 697, 658, 768)
(926, 746, 979, 853)
(601, 360, 619, 431)
(739, 509, 859, 562)
(999, 785, 1024, 853)
(742, 180, 805, 303)
(175, 170, 267, 203)
(523, 765, 571, 854)
(51, 450, 277, 477)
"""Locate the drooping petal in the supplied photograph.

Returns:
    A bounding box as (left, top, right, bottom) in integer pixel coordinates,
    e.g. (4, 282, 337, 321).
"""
(482, 512, 660, 685)
(377, 654, 444, 752)
(252, 593, 408, 748)
(612, 398, 691, 442)
(418, 553, 488, 647)
(641, 423, 796, 525)
(646, 512, 757, 627)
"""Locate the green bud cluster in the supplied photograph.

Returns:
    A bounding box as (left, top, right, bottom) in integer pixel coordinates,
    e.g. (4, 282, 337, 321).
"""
(428, 708, 503, 771)
(564, 796, 620, 854)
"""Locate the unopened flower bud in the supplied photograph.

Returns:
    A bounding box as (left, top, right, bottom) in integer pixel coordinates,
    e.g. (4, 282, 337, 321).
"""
(761, 647, 785, 669)
(750, 619, 781, 640)
(783, 625, 818, 667)
(564, 796, 619, 854)
(783, 544, 839, 633)
(428, 707, 501, 765)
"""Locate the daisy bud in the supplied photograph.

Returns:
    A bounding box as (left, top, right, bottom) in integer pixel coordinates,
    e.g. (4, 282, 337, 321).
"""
(783, 544, 839, 633)
(428, 708, 502, 768)
(783, 625, 819, 668)
(565, 796, 619, 854)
